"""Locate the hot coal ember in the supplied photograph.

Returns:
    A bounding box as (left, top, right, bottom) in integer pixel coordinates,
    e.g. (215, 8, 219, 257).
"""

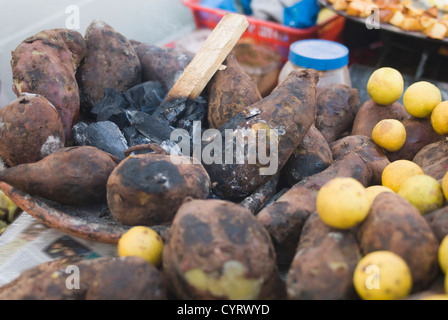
(73, 121, 129, 160)
(74, 75, 208, 160)
(151, 94, 208, 129)
(90, 88, 133, 130)
(122, 126, 152, 150)
(123, 81, 165, 114)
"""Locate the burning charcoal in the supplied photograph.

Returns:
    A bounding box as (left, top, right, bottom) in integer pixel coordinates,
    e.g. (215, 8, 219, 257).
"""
(177, 98, 207, 133)
(91, 88, 130, 116)
(122, 126, 152, 147)
(132, 111, 175, 145)
(72, 122, 89, 146)
(239, 174, 280, 215)
(151, 97, 188, 126)
(123, 81, 165, 114)
(84, 121, 129, 160)
(184, 95, 207, 118)
(96, 102, 132, 130)
(152, 95, 208, 128)
(159, 140, 183, 156)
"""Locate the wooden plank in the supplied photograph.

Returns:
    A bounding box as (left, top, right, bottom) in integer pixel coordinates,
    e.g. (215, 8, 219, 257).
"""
(165, 13, 249, 101)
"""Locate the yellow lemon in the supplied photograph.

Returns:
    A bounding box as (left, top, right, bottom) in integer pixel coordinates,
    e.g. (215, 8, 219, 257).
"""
(403, 81, 441, 118)
(431, 101, 448, 136)
(316, 177, 370, 229)
(365, 185, 394, 206)
(397, 174, 444, 215)
(371, 119, 406, 152)
(317, 8, 337, 24)
(439, 235, 448, 274)
(367, 67, 404, 105)
(117, 226, 164, 267)
(381, 160, 424, 192)
(446, 273, 448, 294)
(353, 250, 412, 300)
(443, 171, 448, 201)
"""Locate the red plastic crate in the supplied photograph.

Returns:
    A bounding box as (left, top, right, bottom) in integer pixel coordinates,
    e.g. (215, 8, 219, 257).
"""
(182, 0, 346, 62)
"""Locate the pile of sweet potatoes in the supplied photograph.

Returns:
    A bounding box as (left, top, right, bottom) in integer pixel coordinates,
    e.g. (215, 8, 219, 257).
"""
(0, 19, 447, 301)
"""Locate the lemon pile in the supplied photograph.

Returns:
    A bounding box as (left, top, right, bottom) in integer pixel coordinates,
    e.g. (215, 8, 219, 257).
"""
(366, 67, 448, 154)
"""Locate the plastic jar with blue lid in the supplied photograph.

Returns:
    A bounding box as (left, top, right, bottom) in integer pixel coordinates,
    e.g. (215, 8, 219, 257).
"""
(278, 39, 351, 88)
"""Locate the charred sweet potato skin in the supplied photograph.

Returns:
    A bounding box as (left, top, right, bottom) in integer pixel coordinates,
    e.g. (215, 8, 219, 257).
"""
(412, 140, 448, 181)
(315, 84, 361, 144)
(207, 53, 262, 129)
(385, 118, 443, 162)
(282, 124, 333, 186)
(0, 94, 65, 167)
(0, 146, 119, 205)
(0, 257, 166, 300)
(107, 154, 211, 226)
(330, 135, 390, 185)
(76, 20, 141, 112)
(425, 206, 448, 243)
(162, 199, 284, 300)
(286, 212, 360, 300)
(204, 69, 319, 200)
(85, 257, 166, 300)
(351, 100, 409, 138)
(357, 192, 439, 291)
(10, 28, 86, 140)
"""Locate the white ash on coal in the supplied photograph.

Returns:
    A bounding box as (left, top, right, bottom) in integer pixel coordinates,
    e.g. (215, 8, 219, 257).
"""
(123, 81, 165, 114)
(74, 121, 129, 160)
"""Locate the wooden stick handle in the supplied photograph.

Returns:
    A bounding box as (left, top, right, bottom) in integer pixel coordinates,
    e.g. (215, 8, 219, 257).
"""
(165, 13, 249, 101)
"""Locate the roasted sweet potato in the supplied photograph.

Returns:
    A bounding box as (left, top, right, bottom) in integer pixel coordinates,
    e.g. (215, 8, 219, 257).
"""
(425, 205, 448, 243)
(351, 99, 410, 137)
(76, 20, 141, 113)
(282, 124, 333, 186)
(203, 68, 319, 200)
(0, 256, 166, 300)
(315, 83, 361, 144)
(207, 52, 262, 128)
(10, 28, 86, 140)
(0, 146, 119, 206)
(131, 40, 193, 92)
(257, 151, 372, 265)
(330, 134, 390, 185)
(385, 117, 444, 162)
(357, 192, 440, 291)
(162, 199, 285, 300)
(286, 212, 360, 300)
(413, 140, 448, 181)
(107, 153, 211, 226)
(0, 93, 65, 167)
(85, 257, 166, 300)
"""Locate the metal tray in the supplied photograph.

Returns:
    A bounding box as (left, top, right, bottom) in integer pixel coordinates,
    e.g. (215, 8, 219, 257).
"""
(318, 0, 448, 44)
(0, 182, 130, 244)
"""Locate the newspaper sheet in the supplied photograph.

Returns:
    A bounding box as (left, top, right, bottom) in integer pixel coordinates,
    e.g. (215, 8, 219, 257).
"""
(0, 212, 118, 287)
